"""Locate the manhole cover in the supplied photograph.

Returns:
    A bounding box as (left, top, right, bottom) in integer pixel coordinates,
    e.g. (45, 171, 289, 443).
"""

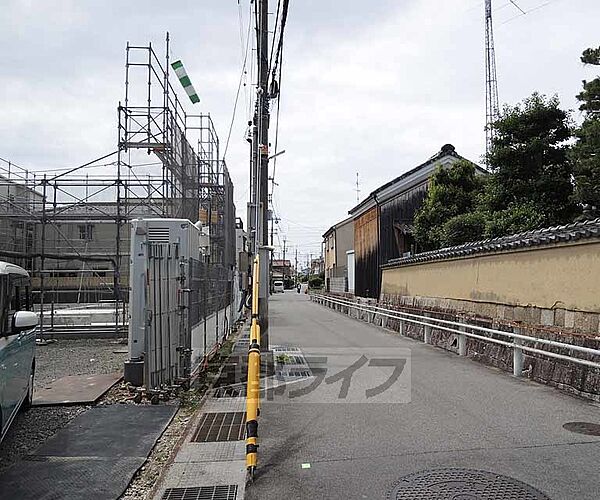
(387, 468, 549, 500)
(563, 421, 600, 436)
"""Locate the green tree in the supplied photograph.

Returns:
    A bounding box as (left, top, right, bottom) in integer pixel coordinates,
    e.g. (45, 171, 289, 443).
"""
(413, 160, 486, 251)
(572, 46, 600, 218)
(441, 211, 487, 247)
(483, 202, 546, 238)
(484, 93, 578, 227)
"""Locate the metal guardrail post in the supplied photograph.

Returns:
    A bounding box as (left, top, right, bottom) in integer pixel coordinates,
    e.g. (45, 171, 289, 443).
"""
(399, 317, 405, 336)
(458, 325, 467, 356)
(246, 255, 261, 480)
(513, 327, 524, 377)
(424, 312, 431, 344)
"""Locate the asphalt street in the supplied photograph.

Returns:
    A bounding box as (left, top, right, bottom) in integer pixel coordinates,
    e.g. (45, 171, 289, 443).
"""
(245, 292, 600, 500)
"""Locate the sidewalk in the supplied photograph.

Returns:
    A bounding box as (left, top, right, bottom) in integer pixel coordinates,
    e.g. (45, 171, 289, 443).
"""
(151, 333, 251, 500)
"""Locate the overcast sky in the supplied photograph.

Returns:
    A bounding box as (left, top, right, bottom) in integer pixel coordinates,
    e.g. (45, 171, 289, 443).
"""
(1, 0, 599, 263)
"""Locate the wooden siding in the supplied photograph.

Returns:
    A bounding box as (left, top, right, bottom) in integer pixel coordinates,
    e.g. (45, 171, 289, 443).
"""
(354, 206, 379, 298)
(379, 181, 428, 265)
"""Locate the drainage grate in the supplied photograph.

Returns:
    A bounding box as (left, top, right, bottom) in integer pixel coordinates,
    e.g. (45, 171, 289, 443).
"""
(563, 421, 600, 436)
(387, 468, 549, 500)
(192, 412, 246, 442)
(284, 370, 310, 377)
(162, 485, 238, 500)
(213, 386, 246, 398)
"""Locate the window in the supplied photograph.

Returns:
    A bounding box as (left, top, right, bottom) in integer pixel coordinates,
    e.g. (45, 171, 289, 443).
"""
(3, 275, 30, 334)
(0, 275, 8, 333)
(79, 224, 94, 240)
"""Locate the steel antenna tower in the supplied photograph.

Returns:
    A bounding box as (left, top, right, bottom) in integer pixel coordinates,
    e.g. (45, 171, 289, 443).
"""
(485, 0, 500, 161)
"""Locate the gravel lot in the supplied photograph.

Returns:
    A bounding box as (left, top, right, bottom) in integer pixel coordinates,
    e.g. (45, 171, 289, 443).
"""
(0, 338, 128, 473)
(34, 338, 128, 389)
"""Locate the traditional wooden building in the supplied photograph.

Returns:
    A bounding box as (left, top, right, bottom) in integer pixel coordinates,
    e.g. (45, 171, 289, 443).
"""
(348, 144, 486, 298)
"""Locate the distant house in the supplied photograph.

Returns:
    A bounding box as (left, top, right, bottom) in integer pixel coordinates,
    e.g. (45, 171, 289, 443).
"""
(272, 259, 293, 281)
(348, 144, 486, 299)
(310, 257, 324, 276)
(322, 216, 354, 293)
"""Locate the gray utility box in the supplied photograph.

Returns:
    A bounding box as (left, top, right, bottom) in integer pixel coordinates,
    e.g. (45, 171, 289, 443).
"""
(124, 218, 208, 387)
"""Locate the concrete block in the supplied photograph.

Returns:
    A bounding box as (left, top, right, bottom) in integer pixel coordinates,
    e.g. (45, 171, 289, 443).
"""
(564, 310, 575, 329)
(478, 302, 497, 319)
(528, 307, 542, 325)
(514, 307, 528, 323)
(540, 309, 554, 327)
(554, 309, 565, 327)
(574, 312, 599, 334)
(503, 306, 515, 321)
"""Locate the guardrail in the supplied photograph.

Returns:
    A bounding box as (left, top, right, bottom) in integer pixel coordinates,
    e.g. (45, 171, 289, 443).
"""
(312, 294, 600, 375)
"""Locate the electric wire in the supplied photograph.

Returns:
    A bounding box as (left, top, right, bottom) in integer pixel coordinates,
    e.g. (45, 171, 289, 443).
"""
(224, 0, 253, 159)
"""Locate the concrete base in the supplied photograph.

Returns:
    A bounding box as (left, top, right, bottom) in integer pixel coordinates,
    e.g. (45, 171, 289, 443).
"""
(124, 360, 144, 386)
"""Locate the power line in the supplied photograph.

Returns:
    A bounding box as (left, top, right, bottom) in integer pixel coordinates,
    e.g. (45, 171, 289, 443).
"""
(500, 0, 562, 25)
(508, 0, 526, 14)
(224, 0, 253, 159)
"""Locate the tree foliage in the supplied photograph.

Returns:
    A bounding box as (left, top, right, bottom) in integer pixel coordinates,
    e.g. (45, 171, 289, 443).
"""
(412, 47, 600, 252)
(441, 212, 487, 247)
(572, 46, 600, 217)
(412, 160, 485, 251)
(484, 93, 578, 226)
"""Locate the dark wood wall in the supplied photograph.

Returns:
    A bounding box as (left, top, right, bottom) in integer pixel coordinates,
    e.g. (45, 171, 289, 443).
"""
(379, 182, 428, 265)
(354, 206, 379, 298)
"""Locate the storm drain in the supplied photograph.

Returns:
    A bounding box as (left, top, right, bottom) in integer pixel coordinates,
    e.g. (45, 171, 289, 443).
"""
(192, 412, 246, 442)
(213, 385, 246, 398)
(563, 421, 600, 436)
(275, 354, 306, 365)
(162, 485, 238, 500)
(387, 468, 549, 500)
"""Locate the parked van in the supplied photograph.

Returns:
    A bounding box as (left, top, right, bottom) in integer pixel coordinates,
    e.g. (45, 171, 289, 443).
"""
(273, 280, 285, 293)
(0, 262, 38, 443)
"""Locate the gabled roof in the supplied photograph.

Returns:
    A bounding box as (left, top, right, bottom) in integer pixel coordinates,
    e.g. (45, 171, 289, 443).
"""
(322, 215, 354, 239)
(348, 144, 486, 218)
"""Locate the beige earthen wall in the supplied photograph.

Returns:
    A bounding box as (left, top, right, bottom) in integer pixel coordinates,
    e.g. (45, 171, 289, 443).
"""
(381, 240, 600, 322)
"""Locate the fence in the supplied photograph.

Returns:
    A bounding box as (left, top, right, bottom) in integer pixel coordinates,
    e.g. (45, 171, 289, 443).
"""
(312, 294, 600, 378)
(188, 258, 235, 372)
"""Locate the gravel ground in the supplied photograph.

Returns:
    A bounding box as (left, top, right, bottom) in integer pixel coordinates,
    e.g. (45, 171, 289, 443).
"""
(0, 338, 128, 474)
(34, 338, 128, 389)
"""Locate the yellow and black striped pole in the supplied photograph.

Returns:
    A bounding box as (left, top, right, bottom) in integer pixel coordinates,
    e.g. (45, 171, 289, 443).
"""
(246, 255, 261, 479)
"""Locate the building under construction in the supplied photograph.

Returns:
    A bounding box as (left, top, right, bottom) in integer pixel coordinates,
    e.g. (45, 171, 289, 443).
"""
(0, 36, 239, 341)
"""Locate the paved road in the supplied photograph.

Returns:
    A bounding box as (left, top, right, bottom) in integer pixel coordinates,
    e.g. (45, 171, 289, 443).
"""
(246, 292, 600, 500)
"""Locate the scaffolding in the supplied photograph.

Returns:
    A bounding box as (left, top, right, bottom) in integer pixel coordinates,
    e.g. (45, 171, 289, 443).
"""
(0, 34, 237, 341)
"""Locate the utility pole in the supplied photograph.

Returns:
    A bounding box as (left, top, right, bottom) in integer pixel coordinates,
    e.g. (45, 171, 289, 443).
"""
(282, 238, 287, 262)
(294, 247, 298, 285)
(256, 0, 270, 350)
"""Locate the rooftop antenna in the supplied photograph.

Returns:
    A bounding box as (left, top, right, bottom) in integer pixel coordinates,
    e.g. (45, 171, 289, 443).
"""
(485, 0, 500, 163)
(355, 172, 360, 203)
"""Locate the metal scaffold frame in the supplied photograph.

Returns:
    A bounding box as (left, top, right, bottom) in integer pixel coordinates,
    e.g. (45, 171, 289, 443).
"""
(0, 34, 237, 342)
